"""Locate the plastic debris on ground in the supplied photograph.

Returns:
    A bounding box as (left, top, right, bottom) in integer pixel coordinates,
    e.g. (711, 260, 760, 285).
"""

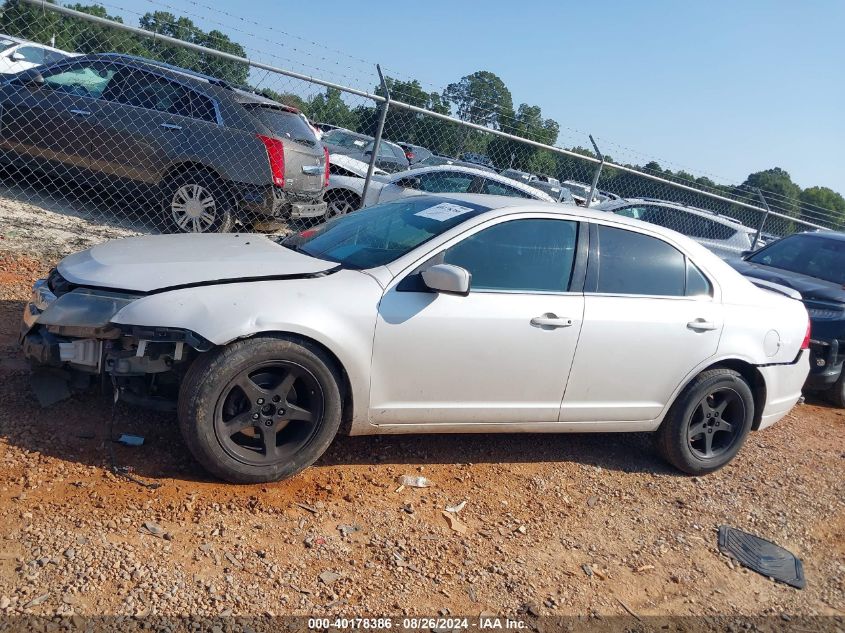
(117, 434, 144, 447)
(398, 475, 432, 488)
(717, 525, 806, 589)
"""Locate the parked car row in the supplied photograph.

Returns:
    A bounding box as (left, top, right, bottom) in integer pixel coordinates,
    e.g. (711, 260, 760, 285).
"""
(0, 38, 775, 267)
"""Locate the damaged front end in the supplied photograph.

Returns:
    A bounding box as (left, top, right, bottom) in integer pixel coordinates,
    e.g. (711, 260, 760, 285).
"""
(20, 269, 211, 409)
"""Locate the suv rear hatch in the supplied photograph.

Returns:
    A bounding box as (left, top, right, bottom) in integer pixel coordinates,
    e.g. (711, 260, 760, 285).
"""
(245, 104, 326, 194)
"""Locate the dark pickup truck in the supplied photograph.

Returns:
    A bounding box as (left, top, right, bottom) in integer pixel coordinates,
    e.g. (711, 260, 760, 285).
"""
(729, 231, 845, 406)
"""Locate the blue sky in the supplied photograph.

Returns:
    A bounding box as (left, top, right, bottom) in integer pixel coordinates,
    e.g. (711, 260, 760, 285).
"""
(111, 0, 844, 193)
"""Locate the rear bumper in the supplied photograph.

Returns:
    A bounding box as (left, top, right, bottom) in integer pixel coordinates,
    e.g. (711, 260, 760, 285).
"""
(757, 350, 810, 430)
(237, 183, 326, 219)
(804, 338, 843, 390)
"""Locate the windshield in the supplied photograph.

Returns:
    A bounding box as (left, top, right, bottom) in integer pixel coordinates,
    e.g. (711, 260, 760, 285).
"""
(322, 129, 370, 149)
(281, 197, 489, 269)
(246, 106, 318, 147)
(748, 234, 845, 284)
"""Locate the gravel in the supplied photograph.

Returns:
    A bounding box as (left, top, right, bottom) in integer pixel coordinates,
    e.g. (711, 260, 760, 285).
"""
(0, 248, 843, 620)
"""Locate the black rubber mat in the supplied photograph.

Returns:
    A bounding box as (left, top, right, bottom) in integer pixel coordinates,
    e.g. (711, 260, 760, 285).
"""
(718, 525, 806, 589)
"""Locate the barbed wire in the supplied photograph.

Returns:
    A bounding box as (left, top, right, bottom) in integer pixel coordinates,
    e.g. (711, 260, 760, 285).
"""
(17, 0, 842, 229)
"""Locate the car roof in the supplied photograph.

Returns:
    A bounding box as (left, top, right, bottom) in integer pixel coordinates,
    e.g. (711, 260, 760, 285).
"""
(596, 197, 756, 230)
(783, 230, 845, 241)
(398, 165, 555, 201)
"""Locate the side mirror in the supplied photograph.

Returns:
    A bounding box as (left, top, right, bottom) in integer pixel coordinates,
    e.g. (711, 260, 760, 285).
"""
(394, 176, 421, 189)
(421, 264, 471, 296)
(740, 250, 751, 259)
(11, 51, 26, 61)
(363, 150, 372, 157)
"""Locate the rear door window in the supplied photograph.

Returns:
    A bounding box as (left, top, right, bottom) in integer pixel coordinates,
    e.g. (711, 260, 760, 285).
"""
(594, 225, 686, 296)
(105, 69, 193, 116)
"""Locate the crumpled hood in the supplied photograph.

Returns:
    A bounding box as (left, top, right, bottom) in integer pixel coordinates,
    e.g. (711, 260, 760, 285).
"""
(729, 259, 845, 304)
(58, 233, 337, 293)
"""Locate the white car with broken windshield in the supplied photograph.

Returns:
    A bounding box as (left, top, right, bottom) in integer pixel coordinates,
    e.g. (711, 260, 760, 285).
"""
(20, 195, 810, 483)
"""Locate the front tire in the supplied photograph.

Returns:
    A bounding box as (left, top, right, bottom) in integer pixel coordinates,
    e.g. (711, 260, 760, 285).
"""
(177, 335, 343, 483)
(655, 369, 754, 475)
(325, 189, 360, 218)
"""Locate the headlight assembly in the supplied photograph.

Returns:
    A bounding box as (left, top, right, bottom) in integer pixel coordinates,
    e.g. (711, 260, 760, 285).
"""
(37, 288, 141, 338)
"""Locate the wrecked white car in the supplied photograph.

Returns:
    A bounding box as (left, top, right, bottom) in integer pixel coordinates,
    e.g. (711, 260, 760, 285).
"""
(20, 195, 810, 483)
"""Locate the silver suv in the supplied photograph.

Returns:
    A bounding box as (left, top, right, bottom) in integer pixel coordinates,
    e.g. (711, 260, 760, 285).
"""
(597, 198, 759, 260)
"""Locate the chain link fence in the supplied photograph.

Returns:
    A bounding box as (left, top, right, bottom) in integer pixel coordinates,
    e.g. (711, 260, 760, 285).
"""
(0, 0, 838, 259)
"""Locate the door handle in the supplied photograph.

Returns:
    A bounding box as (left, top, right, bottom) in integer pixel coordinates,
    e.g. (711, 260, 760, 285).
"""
(687, 318, 718, 332)
(68, 109, 91, 116)
(160, 123, 182, 130)
(530, 314, 573, 329)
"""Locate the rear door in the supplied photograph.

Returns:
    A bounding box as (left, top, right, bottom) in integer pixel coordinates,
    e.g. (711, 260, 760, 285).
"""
(561, 223, 722, 422)
(0, 59, 116, 173)
(89, 68, 210, 186)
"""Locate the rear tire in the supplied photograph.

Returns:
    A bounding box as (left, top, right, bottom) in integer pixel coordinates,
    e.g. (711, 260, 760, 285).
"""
(177, 335, 343, 483)
(161, 169, 234, 233)
(655, 369, 754, 475)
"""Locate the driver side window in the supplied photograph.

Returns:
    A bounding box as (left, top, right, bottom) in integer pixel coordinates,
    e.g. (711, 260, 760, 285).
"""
(41, 62, 117, 99)
(442, 219, 579, 292)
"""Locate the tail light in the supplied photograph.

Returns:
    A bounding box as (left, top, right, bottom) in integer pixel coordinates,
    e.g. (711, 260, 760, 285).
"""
(323, 146, 330, 187)
(405, 151, 415, 161)
(257, 135, 285, 187)
(801, 319, 811, 350)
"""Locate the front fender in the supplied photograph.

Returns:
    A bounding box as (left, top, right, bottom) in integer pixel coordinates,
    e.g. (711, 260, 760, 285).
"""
(111, 270, 383, 427)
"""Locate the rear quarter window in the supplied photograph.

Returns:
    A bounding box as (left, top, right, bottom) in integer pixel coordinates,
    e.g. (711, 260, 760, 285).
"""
(246, 105, 318, 145)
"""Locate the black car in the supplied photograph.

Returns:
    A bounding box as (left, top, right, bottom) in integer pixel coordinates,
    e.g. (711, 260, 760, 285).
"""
(729, 231, 845, 405)
(0, 53, 328, 232)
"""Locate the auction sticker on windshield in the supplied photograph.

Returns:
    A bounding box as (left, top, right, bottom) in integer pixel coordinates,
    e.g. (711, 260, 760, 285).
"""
(415, 202, 476, 222)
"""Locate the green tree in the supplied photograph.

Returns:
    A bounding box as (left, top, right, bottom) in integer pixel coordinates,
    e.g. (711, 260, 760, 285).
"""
(308, 88, 358, 130)
(742, 167, 802, 217)
(139, 11, 248, 85)
(800, 186, 845, 226)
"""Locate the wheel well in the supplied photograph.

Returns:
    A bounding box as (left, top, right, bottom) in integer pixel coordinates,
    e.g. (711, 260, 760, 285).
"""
(325, 188, 360, 202)
(701, 359, 767, 430)
(161, 162, 224, 187)
(234, 331, 355, 435)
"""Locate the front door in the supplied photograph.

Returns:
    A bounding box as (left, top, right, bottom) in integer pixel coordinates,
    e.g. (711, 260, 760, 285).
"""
(370, 217, 585, 426)
(0, 60, 116, 173)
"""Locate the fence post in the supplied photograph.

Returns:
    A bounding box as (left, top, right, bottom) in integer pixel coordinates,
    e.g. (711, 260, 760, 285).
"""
(752, 188, 771, 250)
(360, 64, 390, 210)
(585, 135, 604, 208)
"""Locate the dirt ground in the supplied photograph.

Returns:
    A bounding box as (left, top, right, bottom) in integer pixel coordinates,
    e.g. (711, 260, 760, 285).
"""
(0, 242, 844, 625)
